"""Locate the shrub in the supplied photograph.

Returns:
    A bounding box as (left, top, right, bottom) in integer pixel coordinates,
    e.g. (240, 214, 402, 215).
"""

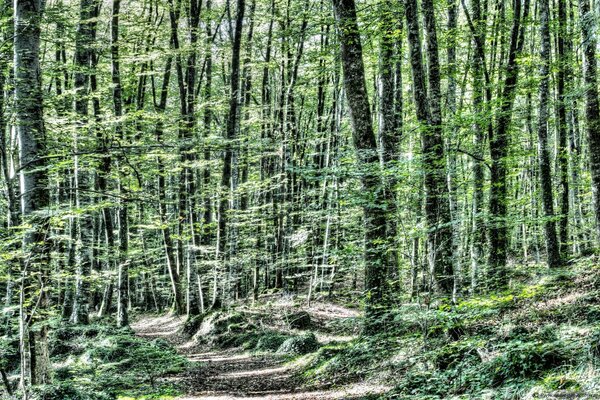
(277, 333, 319, 355)
(29, 382, 112, 400)
(44, 324, 188, 399)
(255, 333, 289, 352)
(485, 339, 575, 385)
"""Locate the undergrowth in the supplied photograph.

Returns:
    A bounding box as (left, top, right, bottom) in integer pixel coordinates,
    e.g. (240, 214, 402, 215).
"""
(185, 309, 323, 357)
(300, 258, 600, 399)
(27, 321, 189, 400)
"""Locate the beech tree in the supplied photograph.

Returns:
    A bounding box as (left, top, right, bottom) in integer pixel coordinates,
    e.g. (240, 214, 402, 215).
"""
(15, 0, 51, 388)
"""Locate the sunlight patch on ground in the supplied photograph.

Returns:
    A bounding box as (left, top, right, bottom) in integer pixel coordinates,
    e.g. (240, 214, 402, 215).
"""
(187, 353, 253, 363)
(305, 302, 361, 319)
(132, 314, 184, 337)
(176, 383, 389, 400)
(314, 332, 355, 344)
(219, 365, 289, 378)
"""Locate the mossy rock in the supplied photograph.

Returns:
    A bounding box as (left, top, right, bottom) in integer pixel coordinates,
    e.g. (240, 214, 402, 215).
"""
(181, 314, 207, 337)
(277, 333, 319, 355)
(213, 312, 245, 334)
(212, 323, 258, 348)
(255, 333, 289, 352)
(193, 311, 247, 341)
(286, 311, 312, 330)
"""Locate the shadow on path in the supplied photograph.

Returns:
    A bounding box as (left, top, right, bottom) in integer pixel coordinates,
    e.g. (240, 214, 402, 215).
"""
(131, 314, 387, 400)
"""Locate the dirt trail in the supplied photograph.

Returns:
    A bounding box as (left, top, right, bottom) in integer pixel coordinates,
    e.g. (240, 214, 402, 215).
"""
(131, 314, 387, 400)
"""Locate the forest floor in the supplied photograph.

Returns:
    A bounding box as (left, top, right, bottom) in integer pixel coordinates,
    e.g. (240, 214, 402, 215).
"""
(131, 306, 388, 400)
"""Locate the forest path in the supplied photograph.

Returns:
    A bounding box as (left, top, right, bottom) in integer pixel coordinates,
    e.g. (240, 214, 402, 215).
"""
(132, 314, 387, 400)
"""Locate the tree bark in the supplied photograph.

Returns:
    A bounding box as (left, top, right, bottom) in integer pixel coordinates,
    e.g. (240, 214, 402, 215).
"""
(378, 0, 400, 281)
(488, 0, 529, 289)
(111, 0, 129, 328)
(15, 0, 51, 388)
(333, 0, 388, 331)
(556, 0, 570, 257)
(71, 0, 99, 325)
(578, 0, 600, 243)
(537, 0, 560, 268)
(219, 0, 245, 305)
(405, 0, 454, 295)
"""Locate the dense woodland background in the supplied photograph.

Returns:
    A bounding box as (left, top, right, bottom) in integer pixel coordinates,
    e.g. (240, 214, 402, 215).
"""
(3, 0, 600, 397)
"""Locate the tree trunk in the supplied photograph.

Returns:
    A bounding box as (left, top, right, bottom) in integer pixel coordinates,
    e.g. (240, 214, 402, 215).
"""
(111, 0, 129, 328)
(556, 0, 570, 257)
(333, 0, 388, 331)
(15, 0, 51, 388)
(219, 0, 245, 304)
(378, 0, 400, 281)
(71, 0, 98, 325)
(405, 0, 454, 295)
(578, 0, 600, 243)
(536, 0, 560, 268)
(488, 0, 529, 289)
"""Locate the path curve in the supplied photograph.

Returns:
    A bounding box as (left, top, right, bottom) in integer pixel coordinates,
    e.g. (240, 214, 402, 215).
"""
(132, 314, 387, 400)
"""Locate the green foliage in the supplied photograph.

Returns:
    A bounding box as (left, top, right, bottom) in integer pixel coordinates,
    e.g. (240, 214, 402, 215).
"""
(277, 333, 320, 356)
(587, 327, 600, 364)
(300, 267, 600, 399)
(30, 381, 113, 400)
(485, 339, 576, 384)
(0, 334, 18, 371)
(255, 332, 290, 352)
(45, 323, 188, 400)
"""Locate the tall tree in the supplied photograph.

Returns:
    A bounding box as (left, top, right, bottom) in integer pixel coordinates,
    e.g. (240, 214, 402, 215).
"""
(111, 0, 129, 328)
(333, 0, 388, 330)
(70, 0, 99, 325)
(536, 0, 560, 268)
(578, 0, 600, 242)
(378, 0, 401, 280)
(219, 0, 245, 305)
(487, 0, 529, 288)
(15, 0, 51, 388)
(405, 0, 454, 295)
(556, 0, 570, 257)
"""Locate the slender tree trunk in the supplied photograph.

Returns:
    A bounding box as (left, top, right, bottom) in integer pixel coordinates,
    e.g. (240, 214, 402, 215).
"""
(0, 0, 18, 331)
(111, 0, 129, 328)
(202, 0, 215, 308)
(219, 0, 245, 304)
(556, 0, 570, 257)
(378, 0, 400, 281)
(537, 0, 560, 268)
(578, 0, 600, 242)
(333, 0, 388, 331)
(71, 0, 98, 325)
(405, 0, 454, 295)
(469, 0, 486, 293)
(488, 0, 529, 289)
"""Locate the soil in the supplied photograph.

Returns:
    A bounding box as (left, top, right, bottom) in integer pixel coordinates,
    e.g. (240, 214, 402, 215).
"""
(131, 313, 388, 400)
